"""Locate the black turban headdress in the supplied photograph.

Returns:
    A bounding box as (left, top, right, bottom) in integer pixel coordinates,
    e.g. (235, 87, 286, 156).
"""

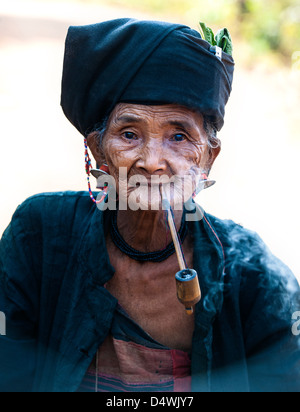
(61, 18, 235, 136)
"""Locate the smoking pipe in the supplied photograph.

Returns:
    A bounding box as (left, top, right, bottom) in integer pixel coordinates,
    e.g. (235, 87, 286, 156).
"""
(161, 185, 201, 315)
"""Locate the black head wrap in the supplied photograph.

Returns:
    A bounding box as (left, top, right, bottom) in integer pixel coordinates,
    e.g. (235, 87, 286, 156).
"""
(61, 18, 234, 135)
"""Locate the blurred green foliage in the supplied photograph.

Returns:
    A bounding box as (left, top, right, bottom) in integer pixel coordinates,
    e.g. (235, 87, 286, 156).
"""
(87, 0, 300, 65)
(235, 0, 300, 60)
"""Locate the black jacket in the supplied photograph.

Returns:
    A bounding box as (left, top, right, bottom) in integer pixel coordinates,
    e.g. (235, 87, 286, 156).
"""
(0, 192, 299, 392)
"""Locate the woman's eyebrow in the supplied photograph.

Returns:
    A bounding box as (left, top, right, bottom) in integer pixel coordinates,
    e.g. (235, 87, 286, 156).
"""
(115, 115, 145, 125)
(164, 120, 196, 132)
(115, 115, 197, 133)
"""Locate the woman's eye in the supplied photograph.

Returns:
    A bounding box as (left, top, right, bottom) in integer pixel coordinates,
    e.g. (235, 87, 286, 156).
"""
(172, 133, 186, 142)
(123, 132, 137, 140)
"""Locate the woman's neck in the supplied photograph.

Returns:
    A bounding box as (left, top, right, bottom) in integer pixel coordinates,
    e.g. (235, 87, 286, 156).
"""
(116, 208, 184, 253)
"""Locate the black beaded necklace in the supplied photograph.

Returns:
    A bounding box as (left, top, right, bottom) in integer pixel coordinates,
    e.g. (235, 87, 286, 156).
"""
(110, 209, 188, 263)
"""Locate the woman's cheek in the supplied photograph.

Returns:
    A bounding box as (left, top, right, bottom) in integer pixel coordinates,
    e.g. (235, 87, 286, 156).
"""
(168, 145, 203, 176)
(104, 138, 139, 182)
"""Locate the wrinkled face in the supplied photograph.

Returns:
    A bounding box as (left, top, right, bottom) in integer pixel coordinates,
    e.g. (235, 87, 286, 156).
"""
(88, 103, 220, 210)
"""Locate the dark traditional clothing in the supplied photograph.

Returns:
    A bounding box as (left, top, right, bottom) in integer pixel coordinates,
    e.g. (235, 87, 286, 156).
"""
(0, 192, 299, 392)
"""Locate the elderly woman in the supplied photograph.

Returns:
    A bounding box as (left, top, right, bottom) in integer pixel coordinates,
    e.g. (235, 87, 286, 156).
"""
(0, 19, 299, 393)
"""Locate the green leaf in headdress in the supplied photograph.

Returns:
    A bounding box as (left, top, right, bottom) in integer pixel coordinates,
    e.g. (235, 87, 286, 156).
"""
(199, 22, 233, 56)
(199, 22, 217, 47)
(215, 28, 233, 56)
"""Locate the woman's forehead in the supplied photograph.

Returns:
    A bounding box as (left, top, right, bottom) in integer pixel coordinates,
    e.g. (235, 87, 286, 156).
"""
(109, 103, 204, 127)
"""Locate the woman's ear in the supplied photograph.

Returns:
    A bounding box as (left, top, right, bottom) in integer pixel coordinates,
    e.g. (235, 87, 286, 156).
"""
(86, 132, 106, 166)
(205, 145, 221, 175)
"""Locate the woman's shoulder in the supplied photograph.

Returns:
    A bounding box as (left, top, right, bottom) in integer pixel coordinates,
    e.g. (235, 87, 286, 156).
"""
(16, 191, 92, 212)
(206, 212, 298, 302)
(1, 191, 98, 251)
(204, 212, 257, 243)
(204, 212, 276, 260)
(205, 212, 297, 288)
(11, 191, 93, 227)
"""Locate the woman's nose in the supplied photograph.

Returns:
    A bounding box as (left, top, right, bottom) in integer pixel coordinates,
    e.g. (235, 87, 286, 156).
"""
(136, 141, 167, 176)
